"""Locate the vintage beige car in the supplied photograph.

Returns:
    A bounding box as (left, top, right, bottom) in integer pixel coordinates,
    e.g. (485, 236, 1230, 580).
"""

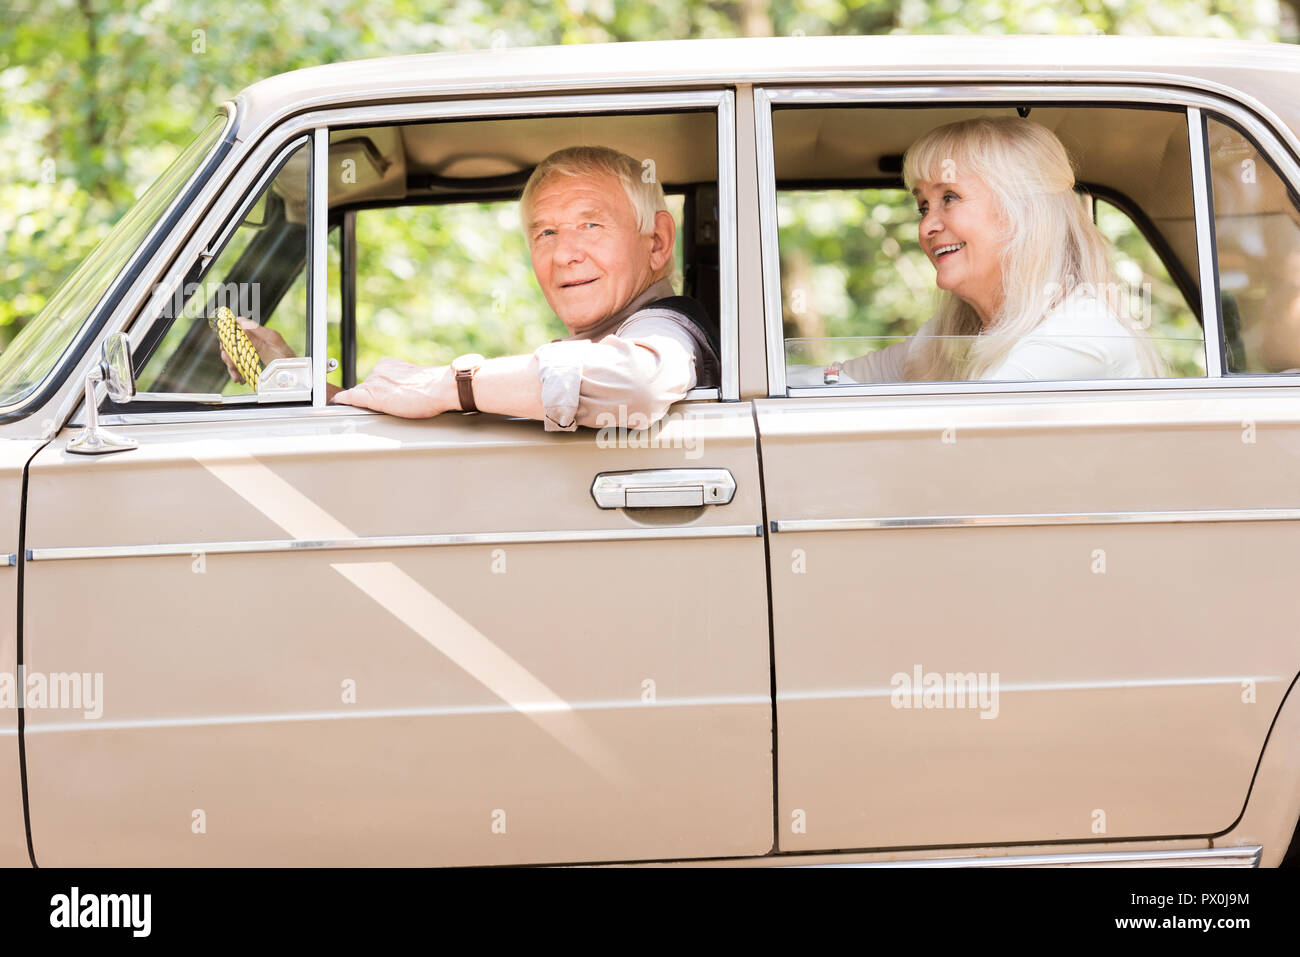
(1, 33, 1298, 867)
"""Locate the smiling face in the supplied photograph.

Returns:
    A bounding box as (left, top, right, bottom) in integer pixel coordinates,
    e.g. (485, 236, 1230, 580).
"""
(526, 171, 673, 334)
(913, 172, 1006, 327)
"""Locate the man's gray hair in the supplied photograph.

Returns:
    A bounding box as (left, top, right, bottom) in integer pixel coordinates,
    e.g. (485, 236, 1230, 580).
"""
(520, 145, 667, 237)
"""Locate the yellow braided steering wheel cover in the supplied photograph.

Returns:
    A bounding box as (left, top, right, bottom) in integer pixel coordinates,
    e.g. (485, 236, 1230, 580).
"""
(209, 306, 263, 390)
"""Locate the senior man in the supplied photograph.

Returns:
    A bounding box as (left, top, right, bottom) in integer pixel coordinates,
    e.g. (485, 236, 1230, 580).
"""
(224, 146, 719, 430)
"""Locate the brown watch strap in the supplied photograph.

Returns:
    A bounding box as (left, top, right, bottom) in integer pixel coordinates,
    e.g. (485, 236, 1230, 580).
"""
(455, 368, 477, 413)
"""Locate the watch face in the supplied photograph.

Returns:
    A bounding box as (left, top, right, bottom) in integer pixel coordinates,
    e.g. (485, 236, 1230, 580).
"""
(452, 353, 485, 373)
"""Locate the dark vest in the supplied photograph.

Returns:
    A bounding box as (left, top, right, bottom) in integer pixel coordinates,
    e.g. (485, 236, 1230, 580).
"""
(624, 295, 721, 390)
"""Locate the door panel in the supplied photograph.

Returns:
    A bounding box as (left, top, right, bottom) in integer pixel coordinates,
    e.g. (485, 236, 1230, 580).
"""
(0, 440, 44, 866)
(22, 405, 772, 865)
(758, 391, 1300, 852)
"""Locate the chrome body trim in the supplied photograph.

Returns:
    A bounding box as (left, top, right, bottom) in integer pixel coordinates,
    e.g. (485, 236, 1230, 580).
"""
(755, 83, 1300, 398)
(0, 554, 15, 567)
(1188, 107, 1224, 377)
(772, 508, 1300, 533)
(792, 846, 1261, 868)
(26, 523, 764, 561)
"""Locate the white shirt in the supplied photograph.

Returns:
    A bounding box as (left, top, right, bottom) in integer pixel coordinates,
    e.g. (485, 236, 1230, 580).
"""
(789, 291, 1148, 385)
(531, 278, 711, 431)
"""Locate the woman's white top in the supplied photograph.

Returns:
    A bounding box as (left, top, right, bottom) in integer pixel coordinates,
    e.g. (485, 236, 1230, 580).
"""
(788, 291, 1148, 385)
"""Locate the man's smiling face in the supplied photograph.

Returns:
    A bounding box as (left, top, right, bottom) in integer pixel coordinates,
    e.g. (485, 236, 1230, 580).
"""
(527, 172, 660, 334)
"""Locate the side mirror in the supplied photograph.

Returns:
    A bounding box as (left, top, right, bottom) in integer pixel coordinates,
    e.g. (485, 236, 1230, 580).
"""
(102, 331, 135, 404)
(67, 333, 138, 455)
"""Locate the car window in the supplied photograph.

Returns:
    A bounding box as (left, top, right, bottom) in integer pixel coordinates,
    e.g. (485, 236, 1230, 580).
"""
(770, 103, 1203, 387)
(133, 138, 313, 400)
(338, 196, 686, 390)
(325, 113, 718, 395)
(1206, 115, 1300, 374)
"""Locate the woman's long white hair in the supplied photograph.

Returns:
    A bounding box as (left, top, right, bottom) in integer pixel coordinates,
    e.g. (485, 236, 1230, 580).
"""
(900, 117, 1164, 381)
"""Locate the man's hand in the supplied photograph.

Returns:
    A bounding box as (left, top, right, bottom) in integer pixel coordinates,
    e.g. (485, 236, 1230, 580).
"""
(331, 358, 457, 417)
(219, 315, 296, 383)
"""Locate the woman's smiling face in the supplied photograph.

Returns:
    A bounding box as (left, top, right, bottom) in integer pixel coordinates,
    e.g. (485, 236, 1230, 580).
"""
(913, 172, 1006, 326)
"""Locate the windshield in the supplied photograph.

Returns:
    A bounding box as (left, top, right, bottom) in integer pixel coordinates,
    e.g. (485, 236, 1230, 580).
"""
(0, 113, 228, 408)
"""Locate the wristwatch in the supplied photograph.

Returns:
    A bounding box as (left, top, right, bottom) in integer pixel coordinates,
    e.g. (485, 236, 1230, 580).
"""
(451, 353, 486, 413)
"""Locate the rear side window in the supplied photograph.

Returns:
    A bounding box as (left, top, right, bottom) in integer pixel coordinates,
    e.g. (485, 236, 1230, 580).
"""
(1206, 115, 1300, 374)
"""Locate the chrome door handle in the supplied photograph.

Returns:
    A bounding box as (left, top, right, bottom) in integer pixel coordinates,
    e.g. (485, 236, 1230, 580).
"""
(591, 469, 736, 509)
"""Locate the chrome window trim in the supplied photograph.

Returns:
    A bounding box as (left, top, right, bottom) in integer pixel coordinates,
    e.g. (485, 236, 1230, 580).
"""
(783, 374, 1300, 399)
(311, 128, 329, 408)
(1188, 107, 1224, 377)
(0, 102, 238, 426)
(716, 89, 740, 402)
(100, 90, 737, 426)
(791, 845, 1260, 868)
(754, 88, 787, 397)
(772, 508, 1300, 533)
(83, 403, 356, 427)
(78, 401, 741, 428)
(754, 83, 1300, 398)
(684, 386, 721, 401)
(73, 393, 723, 426)
(26, 523, 764, 562)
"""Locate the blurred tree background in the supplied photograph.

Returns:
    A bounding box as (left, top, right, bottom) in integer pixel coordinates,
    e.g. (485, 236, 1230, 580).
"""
(0, 0, 1291, 370)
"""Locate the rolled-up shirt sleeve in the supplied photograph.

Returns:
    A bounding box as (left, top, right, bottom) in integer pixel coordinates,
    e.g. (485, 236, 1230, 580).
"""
(533, 319, 698, 431)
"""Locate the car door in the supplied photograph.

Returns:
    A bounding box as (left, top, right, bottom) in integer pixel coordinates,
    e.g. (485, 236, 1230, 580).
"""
(756, 86, 1300, 854)
(19, 91, 775, 866)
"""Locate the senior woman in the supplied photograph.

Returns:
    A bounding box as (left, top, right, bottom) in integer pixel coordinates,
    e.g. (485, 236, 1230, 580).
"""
(799, 117, 1164, 384)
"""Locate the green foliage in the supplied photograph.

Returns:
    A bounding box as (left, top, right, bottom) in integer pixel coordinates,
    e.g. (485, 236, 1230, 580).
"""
(348, 201, 563, 377)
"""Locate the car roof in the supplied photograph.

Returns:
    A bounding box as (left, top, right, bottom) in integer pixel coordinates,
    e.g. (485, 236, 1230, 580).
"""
(232, 34, 1300, 149)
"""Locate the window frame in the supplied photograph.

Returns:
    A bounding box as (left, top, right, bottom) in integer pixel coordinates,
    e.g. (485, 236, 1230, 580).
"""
(754, 84, 1300, 399)
(98, 89, 739, 426)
